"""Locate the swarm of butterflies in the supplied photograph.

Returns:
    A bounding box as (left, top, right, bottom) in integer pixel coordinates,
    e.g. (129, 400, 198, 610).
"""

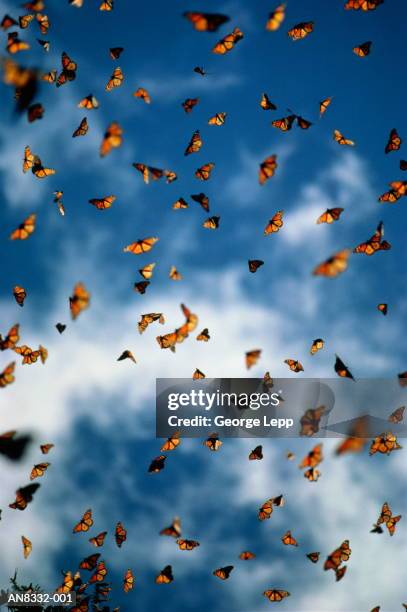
(1, 0, 406, 610)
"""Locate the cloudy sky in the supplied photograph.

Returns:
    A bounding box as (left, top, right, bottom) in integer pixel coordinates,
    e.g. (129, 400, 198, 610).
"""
(0, 0, 406, 610)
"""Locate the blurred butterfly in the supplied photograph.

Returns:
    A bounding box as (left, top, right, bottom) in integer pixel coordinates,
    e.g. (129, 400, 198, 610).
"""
(203, 216, 220, 229)
(378, 180, 407, 203)
(310, 338, 324, 355)
(100, 0, 114, 10)
(10, 213, 36, 240)
(385, 128, 401, 153)
(72, 117, 88, 138)
(14, 345, 40, 365)
(284, 359, 304, 373)
(239, 551, 256, 560)
(30, 462, 50, 480)
(117, 350, 136, 364)
(212, 27, 243, 54)
(375, 502, 401, 536)
(138, 312, 164, 334)
(78, 94, 99, 109)
(259, 155, 277, 185)
(89, 195, 116, 210)
(193, 66, 207, 76)
(272, 114, 296, 131)
(105, 67, 123, 92)
(208, 112, 227, 126)
(400, 161, 407, 170)
(134, 87, 151, 103)
(89, 532, 107, 547)
(304, 467, 321, 481)
(56, 52, 77, 87)
(0, 324, 20, 351)
(369, 431, 402, 455)
(258, 495, 284, 520)
(316, 208, 344, 224)
(266, 4, 286, 31)
(56, 572, 75, 594)
(213, 566, 233, 580)
(161, 431, 181, 452)
(0, 430, 31, 460)
(32, 155, 55, 178)
(182, 98, 199, 113)
(204, 432, 222, 451)
(55, 323, 66, 334)
(260, 93, 277, 110)
(287, 22, 314, 40)
(319, 97, 332, 116)
(124, 237, 159, 254)
(388, 406, 405, 424)
(40, 443, 54, 454)
(314, 248, 351, 277)
(263, 589, 290, 602)
(110, 47, 123, 60)
(377, 303, 388, 316)
(295, 115, 313, 129)
(176, 539, 200, 551)
(354, 221, 391, 255)
(73, 509, 93, 533)
(21, 535, 32, 559)
(0, 362, 16, 388)
(42, 69, 56, 83)
(133, 163, 164, 183)
(79, 553, 100, 571)
(193, 368, 205, 379)
(334, 355, 354, 380)
(1, 15, 18, 30)
(123, 569, 134, 593)
(264, 210, 284, 235)
(24, 0, 45, 10)
(344, 0, 383, 9)
(69, 283, 90, 320)
(335, 566, 347, 581)
(353, 41, 371, 57)
(195, 162, 214, 180)
(196, 328, 210, 341)
(9, 483, 40, 510)
(156, 565, 173, 584)
(89, 561, 108, 583)
(160, 517, 181, 538)
(246, 349, 261, 369)
(334, 129, 355, 146)
(100, 121, 123, 157)
(28, 102, 44, 121)
(148, 455, 166, 472)
(306, 552, 320, 563)
(7, 32, 30, 54)
(38, 343, 47, 363)
(324, 540, 351, 571)
(36, 13, 49, 34)
(300, 406, 325, 436)
(13, 285, 26, 306)
(249, 445, 263, 460)
(184, 12, 229, 32)
(281, 530, 298, 546)
(248, 260, 264, 273)
(185, 130, 202, 155)
(299, 444, 323, 469)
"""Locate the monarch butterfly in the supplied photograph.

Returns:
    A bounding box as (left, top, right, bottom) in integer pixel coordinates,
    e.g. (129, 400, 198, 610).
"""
(196, 328, 210, 341)
(304, 467, 321, 481)
(56, 52, 77, 87)
(30, 462, 50, 480)
(194, 66, 207, 76)
(212, 27, 243, 54)
(32, 155, 55, 178)
(148, 455, 166, 472)
(138, 312, 164, 333)
(287, 21, 314, 40)
(310, 338, 324, 355)
(208, 112, 227, 126)
(246, 349, 261, 369)
(263, 589, 290, 601)
(161, 431, 181, 452)
(271, 114, 296, 131)
(193, 368, 205, 379)
(334, 355, 354, 380)
(213, 566, 233, 580)
(21, 535, 32, 559)
(324, 540, 351, 571)
(19, 15, 35, 29)
(377, 303, 388, 315)
(299, 444, 323, 470)
(258, 495, 284, 520)
(73, 509, 93, 533)
(344, 0, 383, 10)
(316, 208, 344, 224)
(0, 324, 20, 351)
(299, 406, 325, 437)
(114, 521, 127, 548)
(334, 129, 355, 146)
(105, 67, 123, 91)
(313, 249, 351, 278)
(89, 531, 107, 547)
(40, 443, 54, 454)
(260, 93, 277, 110)
(400, 160, 407, 170)
(10, 213, 36, 241)
(89, 195, 116, 210)
(378, 180, 407, 203)
(182, 98, 199, 113)
(28, 103, 44, 122)
(306, 552, 320, 563)
(110, 46, 124, 59)
(155, 565, 173, 584)
(195, 162, 214, 180)
(69, 283, 90, 320)
(202, 216, 220, 229)
(284, 359, 304, 373)
(117, 350, 136, 363)
(183, 12, 229, 32)
(100, 121, 123, 157)
(335, 566, 347, 581)
(353, 41, 372, 57)
(9, 483, 40, 510)
(264, 210, 284, 234)
(369, 431, 402, 455)
(56, 572, 75, 594)
(160, 517, 181, 538)
(23, 146, 35, 173)
(123, 569, 134, 593)
(36, 13, 49, 34)
(319, 97, 332, 116)
(134, 87, 151, 103)
(13, 285, 26, 306)
(7, 32, 30, 54)
(388, 406, 405, 423)
(78, 94, 99, 110)
(124, 237, 159, 254)
(100, 0, 114, 10)
(89, 561, 108, 583)
(42, 69, 56, 83)
(1, 15, 18, 30)
(248, 259, 264, 273)
(24, 0, 45, 10)
(259, 155, 277, 185)
(239, 551, 256, 560)
(266, 4, 286, 31)
(0, 362, 16, 388)
(185, 130, 202, 155)
(55, 323, 66, 334)
(263, 372, 274, 388)
(375, 502, 401, 536)
(72, 117, 88, 137)
(354, 221, 391, 255)
(176, 539, 200, 551)
(14, 345, 40, 365)
(79, 553, 100, 571)
(133, 163, 163, 183)
(281, 530, 298, 546)
(204, 432, 222, 451)
(385, 128, 401, 154)
(295, 115, 312, 129)
(248, 445, 263, 460)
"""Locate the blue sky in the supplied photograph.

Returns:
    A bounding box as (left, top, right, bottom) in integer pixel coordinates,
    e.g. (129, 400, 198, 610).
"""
(0, 0, 406, 610)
